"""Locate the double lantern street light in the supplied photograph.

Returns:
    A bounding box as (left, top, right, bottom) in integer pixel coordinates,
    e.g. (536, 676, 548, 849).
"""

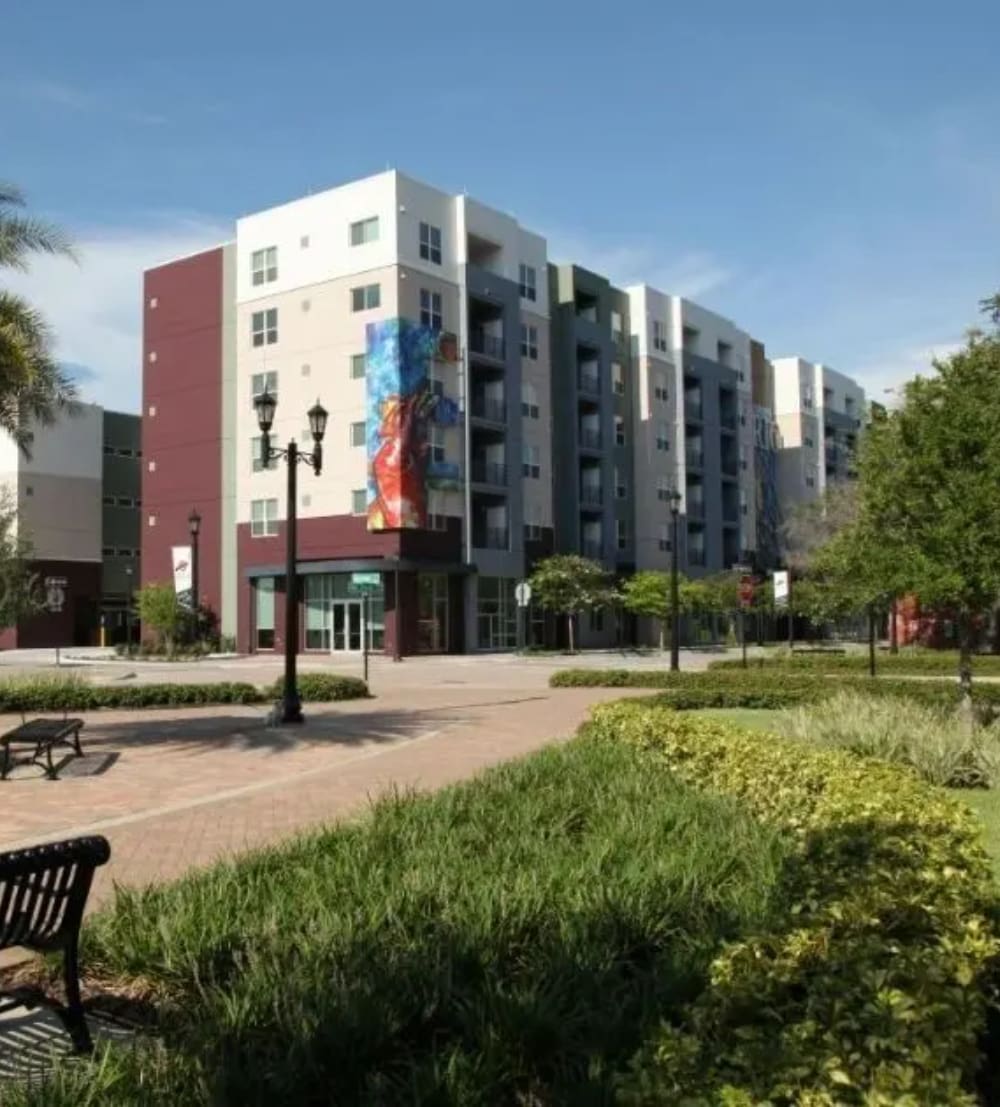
(253, 388, 329, 725)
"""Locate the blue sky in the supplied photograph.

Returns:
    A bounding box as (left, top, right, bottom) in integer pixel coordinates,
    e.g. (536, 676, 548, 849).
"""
(3, 0, 998, 411)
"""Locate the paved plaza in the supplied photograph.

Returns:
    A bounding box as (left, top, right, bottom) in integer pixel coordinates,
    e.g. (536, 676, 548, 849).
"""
(0, 653, 680, 912)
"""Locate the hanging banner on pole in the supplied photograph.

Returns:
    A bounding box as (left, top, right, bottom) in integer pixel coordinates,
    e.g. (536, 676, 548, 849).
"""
(172, 546, 193, 608)
(773, 570, 790, 609)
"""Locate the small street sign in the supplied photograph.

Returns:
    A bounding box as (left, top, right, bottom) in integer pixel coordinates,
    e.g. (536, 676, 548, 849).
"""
(514, 581, 532, 608)
(350, 572, 381, 592)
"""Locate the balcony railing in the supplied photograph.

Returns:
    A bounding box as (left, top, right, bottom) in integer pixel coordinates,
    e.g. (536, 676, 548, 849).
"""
(577, 371, 600, 395)
(720, 412, 738, 431)
(471, 459, 508, 486)
(580, 486, 603, 507)
(684, 398, 703, 421)
(687, 498, 705, 519)
(685, 448, 704, 469)
(475, 527, 509, 550)
(471, 397, 507, 423)
(579, 428, 602, 450)
(721, 457, 739, 477)
(688, 549, 706, 567)
(470, 329, 506, 361)
(581, 540, 603, 560)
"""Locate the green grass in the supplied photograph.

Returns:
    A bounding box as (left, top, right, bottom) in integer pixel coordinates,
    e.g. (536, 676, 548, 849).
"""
(9, 736, 788, 1106)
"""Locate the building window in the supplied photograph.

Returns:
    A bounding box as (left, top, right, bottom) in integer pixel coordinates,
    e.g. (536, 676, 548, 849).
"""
(611, 310, 623, 340)
(615, 416, 626, 447)
(301, 363, 311, 377)
(351, 283, 381, 312)
(804, 435, 814, 448)
(147, 460, 156, 472)
(349, 216, 379, 245)
(251, 308, 278, 346)
(658, 523, 671, 551)
(255, 578, 275, 650)
(419, 221, 442, 264)
(350, 353, 366, 379)
(428, 367, 444, 397)
(301, 299, 311, 312)
(656, 422, 670, 451)
(148, 296, 158, 309)
(522, 444, 540, 479)
(657, 476, 671, 502)
(250, 498, 279, 537)
(615, 468, 627, 499)
(252, 370, 277, 401)
(148, 350, 157, 363)
(430, 426, 446, 463)
(102, 546, 115, 557)
(351, 489, 367, 515)
(300, 235, 310, 249)
(102, 495, 115, 506)
(251, 247, 278, 286)
(616, 519, 627, 551)
(251, 436, 277, 472)
(147, 404, 156, 417)
(350, 421, 366, 447)
(148, 514, 157, 527)
(521, 382, 539, 419)
(654, 375, 668, 402)
(520, 324, 538, 360)
(524, 521, 542, 542)
(518, 263, 537, 302)
(420, 288, 442, 330)
(652, 319, 668, 352)
(612, 362, 625, 395)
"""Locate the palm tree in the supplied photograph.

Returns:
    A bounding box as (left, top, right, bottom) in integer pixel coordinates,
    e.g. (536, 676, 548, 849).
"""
(0, 183, 77, 454)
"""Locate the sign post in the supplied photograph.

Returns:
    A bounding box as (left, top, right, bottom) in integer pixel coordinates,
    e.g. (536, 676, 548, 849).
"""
(514, 581, 532, 651)
(350, 573, 382, 687)
(738, 574, 754, 669)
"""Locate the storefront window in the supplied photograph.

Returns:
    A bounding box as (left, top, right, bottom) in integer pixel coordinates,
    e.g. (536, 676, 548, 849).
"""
(304, 572, 385, 652)
(477, 577, 517, 649)
(417, 574, 449, 652)
(256, 578, 275, 649)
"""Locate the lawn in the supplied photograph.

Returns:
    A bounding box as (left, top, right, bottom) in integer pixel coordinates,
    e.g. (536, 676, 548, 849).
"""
(9, 735, 788, 1106)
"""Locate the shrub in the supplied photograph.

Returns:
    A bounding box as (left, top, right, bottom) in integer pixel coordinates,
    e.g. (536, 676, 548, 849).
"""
(777, 690, 1000, 788)
(711, 649, 1000, 675)
(584, 701, 1000, 1105)
(0, 675, 369, 713)
(269, 672, 370, 702)
(550, 667, 1000, 712)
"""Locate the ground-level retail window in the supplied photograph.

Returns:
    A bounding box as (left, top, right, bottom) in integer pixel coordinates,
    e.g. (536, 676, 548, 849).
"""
(256, 578, 275, 650)
(304, 573, 384, 652)
(417, 573, 449, 653)
(477, 577, 517, 649)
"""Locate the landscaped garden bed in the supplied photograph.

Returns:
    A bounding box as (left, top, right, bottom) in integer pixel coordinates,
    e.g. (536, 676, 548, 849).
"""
(710, 648, 1000, 675)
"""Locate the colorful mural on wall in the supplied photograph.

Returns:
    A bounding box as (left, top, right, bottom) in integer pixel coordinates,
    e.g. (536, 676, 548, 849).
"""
(366, 319, 461, 531)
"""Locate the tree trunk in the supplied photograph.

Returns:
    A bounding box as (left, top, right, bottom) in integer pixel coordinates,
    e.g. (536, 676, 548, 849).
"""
(658, 619, 664, 652)
(567, 612, 575, 654)
(867, 605, 877, 678)
(890, 597, 899, 654)
(958, 610, 974, 722)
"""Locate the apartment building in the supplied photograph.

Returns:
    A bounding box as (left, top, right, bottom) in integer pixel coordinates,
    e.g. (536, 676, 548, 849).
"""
(0, 404, 140, 648)
(144, 171, 553, 656)
(770, 357, 865, 510)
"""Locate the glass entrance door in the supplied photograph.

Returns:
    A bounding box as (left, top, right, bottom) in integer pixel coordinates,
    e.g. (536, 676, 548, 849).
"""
(331, 600, 363, 652)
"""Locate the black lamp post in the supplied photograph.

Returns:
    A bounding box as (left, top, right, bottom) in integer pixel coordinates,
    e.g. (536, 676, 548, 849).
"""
(124, 562, 134, 656)
(669, 489, 682, 672)
(188, 509, 201, 630)
(254, 388, 328, 724)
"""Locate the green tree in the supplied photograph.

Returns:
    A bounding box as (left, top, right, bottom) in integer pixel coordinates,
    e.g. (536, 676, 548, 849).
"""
(136, 582, 184, 655)
(848, 297, 1000, 704)
(0, 489, 42, 629)
(1, 183, 77, 454)
(528, 554, 614, 653)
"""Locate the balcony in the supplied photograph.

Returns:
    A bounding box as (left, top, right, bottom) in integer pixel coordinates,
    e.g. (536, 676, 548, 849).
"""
(471, 397, 507, 424)
(470, 329, 505, 361)
(688, 548, 706, 568)
(579, 428, 603, 452)
(720, 411, 738, 432)
(685, 447, 704, 469)
(581, 540, 603, 560)
(471, 460, 508, 486)
(687, 498, 705, 520)
(577, 370, 600, 396)
(684, 399, 703, 422)
(580, 485, 603, 508)
(475, 527, 509, 550)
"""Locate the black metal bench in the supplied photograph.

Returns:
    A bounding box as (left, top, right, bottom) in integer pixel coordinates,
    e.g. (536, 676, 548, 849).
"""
(0, 835, 111, 1051)
(1, 718, 86, 780)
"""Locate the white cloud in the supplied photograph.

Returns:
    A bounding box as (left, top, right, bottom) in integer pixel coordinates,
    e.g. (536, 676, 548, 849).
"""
(4, 216, 231, 412)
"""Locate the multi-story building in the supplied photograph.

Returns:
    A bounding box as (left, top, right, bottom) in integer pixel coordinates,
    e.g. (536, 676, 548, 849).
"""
(770, 357, 865, 511)
(0, 404, 140, 648)
(144, 171, 554, 656)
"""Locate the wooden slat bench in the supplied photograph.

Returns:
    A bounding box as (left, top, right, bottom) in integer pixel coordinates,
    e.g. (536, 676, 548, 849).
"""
(0, 835, 111, 1052)
(1, 718, 85, 781)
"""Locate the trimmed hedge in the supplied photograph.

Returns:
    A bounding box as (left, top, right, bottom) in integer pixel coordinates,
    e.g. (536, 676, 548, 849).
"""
(711, 649, 1000, 675)
(0, 674, 369, 713)
(550, 667, 1000, 711)
(584, 701, 1000, 1104)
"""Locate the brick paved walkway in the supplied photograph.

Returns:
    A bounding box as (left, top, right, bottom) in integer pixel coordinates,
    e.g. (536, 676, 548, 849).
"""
(0, 685, 636, 914)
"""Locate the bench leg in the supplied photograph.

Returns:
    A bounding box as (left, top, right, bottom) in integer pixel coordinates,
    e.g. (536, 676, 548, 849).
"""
(71, 728, 84, 757)
(61, 937, 92, 1053)
(0, 746, 9, 781)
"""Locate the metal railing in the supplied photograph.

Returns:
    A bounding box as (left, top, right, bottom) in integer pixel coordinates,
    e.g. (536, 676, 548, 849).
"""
(579, 428, 602, 450)
(685, 449, 704, 469)
(578, 371, 601, 395)
(471, 460, 508, 485)
(475, 527, 509, 550)
(685, 399, 703, 421)
(579, 486, 603, 507)
(469, 329, 505, 360)
(471, 397, 507, 422)
(581, 540, 603, 560)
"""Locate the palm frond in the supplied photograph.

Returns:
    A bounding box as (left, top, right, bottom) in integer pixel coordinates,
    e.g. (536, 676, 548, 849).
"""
(0, 182, 26, 208)
(0, 214, 77, 270)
